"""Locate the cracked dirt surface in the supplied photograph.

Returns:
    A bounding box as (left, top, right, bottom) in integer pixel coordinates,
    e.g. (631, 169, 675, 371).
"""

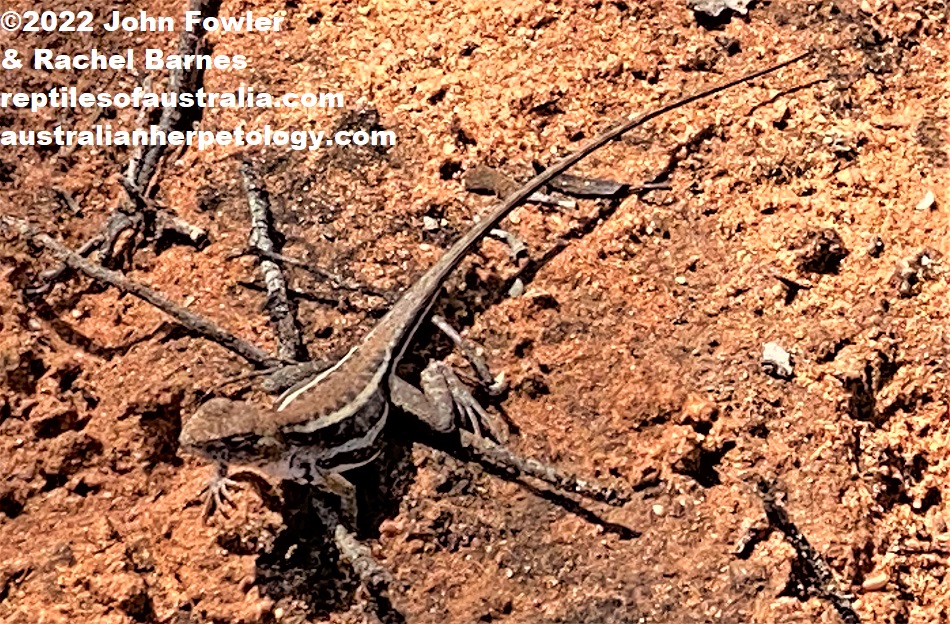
(2, 0, 950, 622)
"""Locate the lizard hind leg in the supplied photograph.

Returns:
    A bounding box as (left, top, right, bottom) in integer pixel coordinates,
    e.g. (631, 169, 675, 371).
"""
(391, 362, 509, 443)
(390, 374, 629, 506)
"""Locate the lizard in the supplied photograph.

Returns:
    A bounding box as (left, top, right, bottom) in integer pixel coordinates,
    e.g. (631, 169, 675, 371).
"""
(178, 51, 812, 520)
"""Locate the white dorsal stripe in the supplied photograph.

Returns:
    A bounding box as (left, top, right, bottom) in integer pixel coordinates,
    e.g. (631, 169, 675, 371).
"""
(287, 345, 392, 433)
(277, 346, 358, 411)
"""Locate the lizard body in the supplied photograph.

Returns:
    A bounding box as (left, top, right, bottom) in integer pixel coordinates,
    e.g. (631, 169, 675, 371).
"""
(179, 52, 812, 497)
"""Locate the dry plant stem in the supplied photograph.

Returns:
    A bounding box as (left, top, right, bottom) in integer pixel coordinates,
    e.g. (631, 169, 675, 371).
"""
(126, 75, 154, 184)
(3, 216, 280, 369)
(241, 162, 304, 362)
(35, 0, 218, 294)
(52, 187, 82, 215)
(156, 210, 208, 245)
(127, 0, 222, 192)
(459, 431, 631, 506)
(116, 180, 209, 246)
(29, 211, 137, 295)
(246, 247, 391, 300)
(756, 479, 859, 624)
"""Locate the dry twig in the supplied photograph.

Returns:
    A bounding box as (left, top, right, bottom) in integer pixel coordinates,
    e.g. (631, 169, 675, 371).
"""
(241, 163, 305, 361)
(3, 216, 280, 368)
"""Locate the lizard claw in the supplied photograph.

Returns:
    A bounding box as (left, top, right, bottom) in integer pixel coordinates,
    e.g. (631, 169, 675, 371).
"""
(439, 364, 509, 444)
(198, 464, 241, 520)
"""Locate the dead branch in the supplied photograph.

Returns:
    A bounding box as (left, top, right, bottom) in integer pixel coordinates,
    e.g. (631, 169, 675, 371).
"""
(127, 0, 223, 193)
(755, 479, 860, 624)
(3, 216, 280, 369)
(31, 0, 219, 295)
(235, 247, 392, 301)
(52, 187, 82, 215)
(241, 162, 305, 362)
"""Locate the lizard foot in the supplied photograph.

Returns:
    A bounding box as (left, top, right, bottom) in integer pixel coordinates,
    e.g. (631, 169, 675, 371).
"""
(424, 361, 509, 443)
(431, 315, 508, 397)
(198, 463, 241, 519)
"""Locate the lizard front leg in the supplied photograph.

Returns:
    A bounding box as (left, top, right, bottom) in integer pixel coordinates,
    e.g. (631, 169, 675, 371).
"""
(198, 453, 360, 527)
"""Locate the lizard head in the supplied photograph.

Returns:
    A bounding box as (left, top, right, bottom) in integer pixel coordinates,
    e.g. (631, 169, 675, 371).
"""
(179, 398, 282, 465)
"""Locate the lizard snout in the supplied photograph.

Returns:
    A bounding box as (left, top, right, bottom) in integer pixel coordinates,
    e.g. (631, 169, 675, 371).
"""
(179, 397, 261, 449)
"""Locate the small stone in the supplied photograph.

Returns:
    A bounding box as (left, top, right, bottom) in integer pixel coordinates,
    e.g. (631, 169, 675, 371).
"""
(679, 395, 719, 427)
(378, 519, 403, 538)
(688, 0, 752, 17)
(890, 248, 939, 298)
(675, 275, 688, 285)
(422, 216, 440, 231)
(508, 278, 525, 298)
(867, 236, 884, 258)
(762, 342, 794, 379)
(797, 229, 849, 274)
(915, 190, 936, 211)
(652, 504, 665, 516)
(862, 571, 888, 591)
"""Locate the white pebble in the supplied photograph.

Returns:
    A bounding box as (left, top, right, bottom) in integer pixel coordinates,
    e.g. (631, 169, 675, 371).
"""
(862, 571, 888, 591)
(916, 190, 936, 211)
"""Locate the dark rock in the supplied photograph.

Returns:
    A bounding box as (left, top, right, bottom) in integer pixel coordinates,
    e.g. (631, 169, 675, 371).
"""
(797, 229, 849, 274)
(890, 249, 938, 297)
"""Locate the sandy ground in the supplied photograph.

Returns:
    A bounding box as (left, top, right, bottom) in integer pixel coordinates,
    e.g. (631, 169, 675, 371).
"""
(2, 0, 950, 622)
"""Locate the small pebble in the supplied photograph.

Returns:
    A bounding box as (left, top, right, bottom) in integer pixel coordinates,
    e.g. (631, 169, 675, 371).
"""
(862, 571, 888, 591)
(867, 236, 884, 258)
(675, 275, 687, 285)
(916, 190, 936, 211)
(422, 216, 440, 231)
(652, 504, 665, 516)
(762, 342, 794, 379)
(508, 278, 525, 298)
